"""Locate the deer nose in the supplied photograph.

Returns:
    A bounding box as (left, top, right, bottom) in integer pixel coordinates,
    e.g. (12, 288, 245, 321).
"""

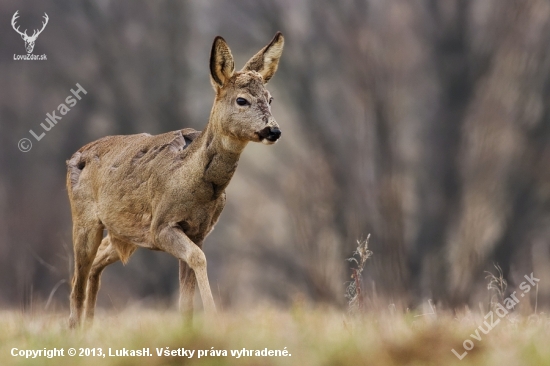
(266, 127, 281, 142)
(258, 126, 282, 143)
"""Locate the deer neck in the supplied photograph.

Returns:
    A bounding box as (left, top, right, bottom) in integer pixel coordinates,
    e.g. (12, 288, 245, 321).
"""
(187, 116, 247, 198)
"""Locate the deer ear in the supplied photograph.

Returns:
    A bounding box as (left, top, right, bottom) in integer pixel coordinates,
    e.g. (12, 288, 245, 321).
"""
(210, 36, 235, 90)
(242, 32, 284, 83)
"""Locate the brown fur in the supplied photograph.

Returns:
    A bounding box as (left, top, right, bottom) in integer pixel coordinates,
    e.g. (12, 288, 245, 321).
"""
(67, 33, 284, 328)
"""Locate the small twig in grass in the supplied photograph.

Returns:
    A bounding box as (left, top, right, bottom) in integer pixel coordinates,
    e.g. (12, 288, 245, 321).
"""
(60, 241, 73, 282)
(27, 246, 57, 273)
(107, 293, 119, 314)
(217, 283, 224, 313)
(30, 284, 33, 315)
(45, 279, 68, 310)
(534, 281, 539, 315)
(414, 299, 436, 318)
(485, 263, 507, 311)
(345, 234, 373, 314)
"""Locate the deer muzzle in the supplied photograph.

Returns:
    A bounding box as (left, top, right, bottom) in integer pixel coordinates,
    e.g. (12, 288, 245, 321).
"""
(258, 126, 282, 143)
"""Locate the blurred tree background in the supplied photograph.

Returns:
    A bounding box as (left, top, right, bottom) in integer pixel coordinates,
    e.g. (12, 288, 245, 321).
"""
(0, 0, 549, 313)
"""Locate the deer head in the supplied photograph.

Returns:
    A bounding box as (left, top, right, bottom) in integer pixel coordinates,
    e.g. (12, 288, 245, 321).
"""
(209, 32, 284, 145)
(12, 11, 49, 54)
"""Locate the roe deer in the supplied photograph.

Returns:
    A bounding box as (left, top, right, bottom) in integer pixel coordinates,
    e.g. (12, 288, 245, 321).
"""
(66, 32, 284, 328)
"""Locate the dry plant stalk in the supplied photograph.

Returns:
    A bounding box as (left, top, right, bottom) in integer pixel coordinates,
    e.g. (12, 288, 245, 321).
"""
(346, 234, 373, 313)
(485, 263, 507, 311)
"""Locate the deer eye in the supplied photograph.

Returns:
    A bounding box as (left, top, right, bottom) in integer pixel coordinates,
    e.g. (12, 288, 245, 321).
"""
(236, 97, 249, 106)
(269, 97, 274, 105)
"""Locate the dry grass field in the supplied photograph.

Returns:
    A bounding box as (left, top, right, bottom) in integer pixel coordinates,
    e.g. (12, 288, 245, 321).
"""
(1, 304, 549, 366)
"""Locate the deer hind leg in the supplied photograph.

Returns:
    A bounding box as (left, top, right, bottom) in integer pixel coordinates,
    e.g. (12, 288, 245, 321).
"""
(85, 235, 133, 323)
(68, 222, 104, 329)
(179, 260, 197, 322)
(155, 225, 216, 314)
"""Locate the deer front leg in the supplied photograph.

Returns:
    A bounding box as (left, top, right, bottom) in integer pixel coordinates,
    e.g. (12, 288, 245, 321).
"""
(155, 225, 216, 314)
